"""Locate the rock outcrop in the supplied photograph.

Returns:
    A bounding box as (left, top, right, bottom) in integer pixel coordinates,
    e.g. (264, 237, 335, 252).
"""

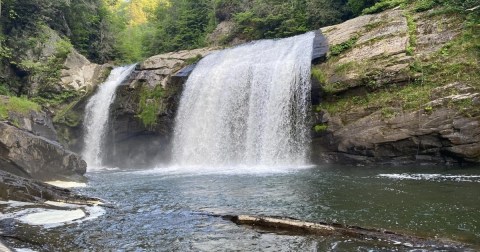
(103, 48, 217, 167)
(311, 8, 479, 165)
(0, 122, 86, 181)
(60, 50, 111, 92)
(0, 96, 58, 142)
(0, 170, 95, 203)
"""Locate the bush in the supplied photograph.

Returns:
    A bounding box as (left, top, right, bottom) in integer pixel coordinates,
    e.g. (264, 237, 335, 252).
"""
(362, 0, 406, 15)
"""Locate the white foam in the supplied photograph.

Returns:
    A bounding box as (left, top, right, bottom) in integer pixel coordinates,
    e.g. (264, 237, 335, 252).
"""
(45, 181, 87, 188)
(0, 200, 35, 208)
(15, 249, 37, 252)
(129, 164, 315, 177)
(378, 173, 480, 183)
(0, 200, 106, 229)
(18, 209, 86, 228)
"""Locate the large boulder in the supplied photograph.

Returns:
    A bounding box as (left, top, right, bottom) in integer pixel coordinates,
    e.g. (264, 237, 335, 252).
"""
(60, 50, 111, 92)
(0, 122, 86, 181)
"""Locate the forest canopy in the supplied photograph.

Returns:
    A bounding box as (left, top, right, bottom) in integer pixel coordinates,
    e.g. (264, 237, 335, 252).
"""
(1, 0, 478, 64)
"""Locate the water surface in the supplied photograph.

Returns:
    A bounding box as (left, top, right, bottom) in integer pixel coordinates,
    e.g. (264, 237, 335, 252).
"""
(3, 165, 480, 251)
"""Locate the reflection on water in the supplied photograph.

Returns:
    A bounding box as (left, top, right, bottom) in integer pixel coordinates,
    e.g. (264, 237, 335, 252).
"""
(2, 165, 480, 251)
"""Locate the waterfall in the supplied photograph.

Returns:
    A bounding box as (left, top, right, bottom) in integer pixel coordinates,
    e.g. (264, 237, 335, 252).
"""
(172, 32, 314, 168)
(82, 64, 136, 169)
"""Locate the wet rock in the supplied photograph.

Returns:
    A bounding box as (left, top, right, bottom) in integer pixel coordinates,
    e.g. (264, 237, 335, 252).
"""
(0, 122, 86, 181)
(0, 170, 96, 204)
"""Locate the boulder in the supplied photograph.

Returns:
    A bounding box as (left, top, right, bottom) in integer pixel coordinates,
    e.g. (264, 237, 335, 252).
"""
(0, 96, 58, 142)
(0, 122, 86, 181)
(60, 50, 111, 92)
(0, 170, 96, 204)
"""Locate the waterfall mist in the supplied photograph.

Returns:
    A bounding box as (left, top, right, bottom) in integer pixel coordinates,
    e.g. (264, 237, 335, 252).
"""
(172, 32, 315, 169)
(82, 64, 136, 169)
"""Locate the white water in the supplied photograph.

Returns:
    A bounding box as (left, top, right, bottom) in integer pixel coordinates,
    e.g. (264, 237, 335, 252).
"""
(172, 32, 315, 168)
(82, 64, 136, 169)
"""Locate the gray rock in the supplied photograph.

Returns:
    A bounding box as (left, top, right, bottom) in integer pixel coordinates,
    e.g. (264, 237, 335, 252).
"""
(0, 122, 86, 181)
(312, 108, 480, 165)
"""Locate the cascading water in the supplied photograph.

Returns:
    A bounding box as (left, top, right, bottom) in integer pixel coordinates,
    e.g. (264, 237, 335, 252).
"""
(82, 64, 136, 169)
(172, 32, 315, 168)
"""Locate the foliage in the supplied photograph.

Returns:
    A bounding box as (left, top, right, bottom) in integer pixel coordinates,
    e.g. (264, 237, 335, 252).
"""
(0, 96, 41, 120)
(405, 12, 417, 55)
(314, 124, 328, 133)
(0, 83, 11, 96)
(138, 85, 164, 127)
(145, 0, 213, 56)
(185, 54, 203, 65)
(311, 68, 326, 84)
(16, 37, 73, 97)
(362, 0, 407, 15)
(232, 0, 348, 41)
(414, 0, 438, 12)
(330, 36, 358, 56)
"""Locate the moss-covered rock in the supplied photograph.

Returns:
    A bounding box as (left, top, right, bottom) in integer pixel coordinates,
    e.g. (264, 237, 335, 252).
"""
(311, 4, 480, 165)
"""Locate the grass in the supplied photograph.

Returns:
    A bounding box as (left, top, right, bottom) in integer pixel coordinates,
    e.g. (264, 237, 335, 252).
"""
(311, 68, 326, 84)
(414, 0, 438, 12)
(138, 85, 165, 127)
(314, 124, 328, 133)
(185, 54, 203, 65)
(329, 36, 358, 57)
(0, 96, 41, 120)
(362, 0, 407, 15)
(364, 20, 389, 32)
(404, 11, 417, 55)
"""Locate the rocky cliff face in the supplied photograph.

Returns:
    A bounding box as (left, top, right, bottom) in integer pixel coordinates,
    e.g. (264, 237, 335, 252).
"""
(311, 8, 479, 165)
(103, 48, 217, 168)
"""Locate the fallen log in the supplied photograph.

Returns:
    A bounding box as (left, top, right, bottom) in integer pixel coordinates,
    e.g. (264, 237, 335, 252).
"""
(223, 214, 466, 249)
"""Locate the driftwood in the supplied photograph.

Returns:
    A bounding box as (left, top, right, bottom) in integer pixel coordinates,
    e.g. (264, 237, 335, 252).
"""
(222, 214, 466, 249)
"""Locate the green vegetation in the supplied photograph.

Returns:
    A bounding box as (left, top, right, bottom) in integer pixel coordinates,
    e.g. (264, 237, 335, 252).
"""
(314, 124, 328, 133)
(0, 96, 41, 120)
(138, 85, 165, 127)
(404, 11, 417, 55)
(330, 36, 359, 57)
(311, 68, 326, 84)
(362, 0, 407, 14)
(185, 54, 204, 65)
(319, 4, 479, 117)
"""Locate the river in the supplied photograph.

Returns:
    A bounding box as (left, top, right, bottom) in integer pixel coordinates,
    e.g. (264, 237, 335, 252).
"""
(3, 165, 479, 251)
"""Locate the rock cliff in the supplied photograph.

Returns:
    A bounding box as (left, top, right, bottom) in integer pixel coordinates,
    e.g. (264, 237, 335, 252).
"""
(311, 8, 479, 165)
